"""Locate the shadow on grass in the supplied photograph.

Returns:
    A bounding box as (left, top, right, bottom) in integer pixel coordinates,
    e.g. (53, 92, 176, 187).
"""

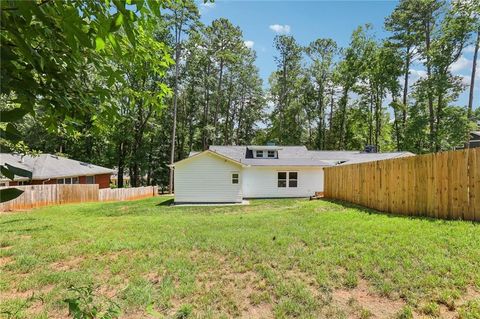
(4, 225, 52, 233)
(156, 198, 174, 206)
(319, 198, 475, 224)
(0, 217, 37, 225)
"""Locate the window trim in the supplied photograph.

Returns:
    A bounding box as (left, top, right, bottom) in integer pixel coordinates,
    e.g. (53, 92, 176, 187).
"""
(277, 171, 298, 188)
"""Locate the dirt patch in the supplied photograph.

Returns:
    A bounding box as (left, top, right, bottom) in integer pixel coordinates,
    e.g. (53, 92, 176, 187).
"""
(332, 278, 406, 318)
(435, 286, 480, 319)
(49, 256, 84, 271)
(0, 255, 13, 266)
(240, 302, 274, 319)
(0, 284, 55, 301)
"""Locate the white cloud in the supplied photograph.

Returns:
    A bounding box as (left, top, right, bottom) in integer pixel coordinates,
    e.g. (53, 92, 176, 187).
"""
(450, 55, 470, 73)
(200, 2, 215, 8)
(269, 24, 291, 34)
(244, 40, 254, 49)
(409, 69, 427, 83)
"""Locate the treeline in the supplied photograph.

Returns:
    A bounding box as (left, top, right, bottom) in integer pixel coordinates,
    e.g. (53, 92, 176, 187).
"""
(2, 0, 479, 189)
(3, 1, 264, 189)
(266, 0, 479, 153)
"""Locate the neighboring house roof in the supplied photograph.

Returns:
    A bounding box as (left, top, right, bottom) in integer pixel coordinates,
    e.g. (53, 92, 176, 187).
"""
(180, 146, 414, 167)
(0, 153, 114, 181)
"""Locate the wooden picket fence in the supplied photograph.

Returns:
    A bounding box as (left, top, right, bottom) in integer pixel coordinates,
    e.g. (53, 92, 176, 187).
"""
(0, 185, 158, 212)
(324, 148, 480, 221)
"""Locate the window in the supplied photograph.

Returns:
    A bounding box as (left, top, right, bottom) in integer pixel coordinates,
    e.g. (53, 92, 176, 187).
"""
(19, 181, 29, 186)
(57, 177, 79, 185)
(278, 172, 298, 188)
(268, 150, 275, 158)
(232, 173, 239, 184)
(86, 176, 95, 184)
(278, 172, 287, 187)
(289, 172, 298, 187)
(256, 150, 264, 158)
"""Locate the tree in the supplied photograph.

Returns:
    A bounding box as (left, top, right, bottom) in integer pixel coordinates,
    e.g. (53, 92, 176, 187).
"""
(305, 39, 338, 149)
(269, 35, 303, 144)
(1, 0, 171, 200)
(166, 0, 200, 194)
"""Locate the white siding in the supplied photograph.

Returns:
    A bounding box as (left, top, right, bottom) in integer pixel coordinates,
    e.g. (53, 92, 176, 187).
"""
(174, 153, 243, 203)
(242, 166, 324, 198)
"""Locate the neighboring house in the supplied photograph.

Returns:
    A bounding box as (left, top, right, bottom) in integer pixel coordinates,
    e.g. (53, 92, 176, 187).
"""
(110, 170, 131, 188)
(465, 131, 480, 149)
(0, 153, 114, 188)
(170, 145, 414, 204)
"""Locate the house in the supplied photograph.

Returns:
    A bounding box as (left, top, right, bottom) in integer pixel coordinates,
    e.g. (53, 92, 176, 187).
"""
(170, 145, 414, 204)
(110, 170, 131, 188)
(465, 131, 480, 148)
(0, 153, 114, 188)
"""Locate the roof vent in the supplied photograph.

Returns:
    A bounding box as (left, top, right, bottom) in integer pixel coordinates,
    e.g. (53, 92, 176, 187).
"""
(364, 145, 377, 153)
(80, 162, 91, 167)
(266, 141, 276, 146)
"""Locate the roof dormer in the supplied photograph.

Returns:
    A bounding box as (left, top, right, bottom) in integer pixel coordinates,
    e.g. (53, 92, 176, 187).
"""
(247, 145, 282, 159)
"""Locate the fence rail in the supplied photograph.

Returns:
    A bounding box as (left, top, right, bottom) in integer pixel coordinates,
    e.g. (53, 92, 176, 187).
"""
(324, 148, 479, 221)
(0, 185, 158, 212)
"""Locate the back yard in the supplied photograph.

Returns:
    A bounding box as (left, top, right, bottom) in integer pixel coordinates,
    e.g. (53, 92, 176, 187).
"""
(0, 197, 479, 319)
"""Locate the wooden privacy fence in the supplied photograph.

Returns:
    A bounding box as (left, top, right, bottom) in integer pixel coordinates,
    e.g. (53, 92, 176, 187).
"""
(0, 185, 158, 211)
(324, 148, 479, 221)
(99, 186, 158, 202)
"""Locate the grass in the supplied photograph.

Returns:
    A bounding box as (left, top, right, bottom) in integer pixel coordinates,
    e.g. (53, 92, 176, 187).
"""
(0, 197, 479, 318)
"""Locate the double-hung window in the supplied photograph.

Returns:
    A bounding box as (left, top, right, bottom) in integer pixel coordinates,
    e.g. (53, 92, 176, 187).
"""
(277, 172, 298, 188)
(256, 150, 264, 158)
(288, 172, 298, 187)
(232, 173, 239, 184)
(86, 176, 95, 184)
(277, 172, 287, 187)
(267, 150, 275, 158)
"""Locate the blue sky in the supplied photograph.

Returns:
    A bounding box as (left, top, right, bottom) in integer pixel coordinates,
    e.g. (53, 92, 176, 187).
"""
(198, 0, 479, 109)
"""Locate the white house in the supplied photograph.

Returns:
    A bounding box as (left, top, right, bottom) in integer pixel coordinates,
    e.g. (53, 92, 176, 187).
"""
(170, 145, 413, 204)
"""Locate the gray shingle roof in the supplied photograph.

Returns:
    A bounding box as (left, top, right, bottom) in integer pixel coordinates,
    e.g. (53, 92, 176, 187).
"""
(205, 145, 414, 167)
(0, 153, 114, 180)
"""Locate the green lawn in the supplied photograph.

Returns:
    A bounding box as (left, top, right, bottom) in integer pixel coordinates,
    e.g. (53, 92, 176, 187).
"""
(0, 197, 479, 319)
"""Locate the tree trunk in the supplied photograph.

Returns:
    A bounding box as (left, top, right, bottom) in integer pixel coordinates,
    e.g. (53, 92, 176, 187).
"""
(212, 60, 224, 145)
(339, 87, 349, 149)
(425, 19, 436, 151)
(117, 142, 125, 188)
(468, 29, 479, 120)
(169, 21, 183, 194)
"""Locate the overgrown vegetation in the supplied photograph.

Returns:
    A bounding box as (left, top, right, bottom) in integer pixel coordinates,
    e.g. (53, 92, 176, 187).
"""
(0, 197, 479, 318)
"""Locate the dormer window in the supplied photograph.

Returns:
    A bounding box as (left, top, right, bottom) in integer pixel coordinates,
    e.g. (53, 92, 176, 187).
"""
(249, 145, 282, 159)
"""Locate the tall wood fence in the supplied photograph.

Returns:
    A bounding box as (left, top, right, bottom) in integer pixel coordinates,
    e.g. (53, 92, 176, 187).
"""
(0, 185, 158, 212)
(99, 186, 158, 202)
(324, 148, 479, 221)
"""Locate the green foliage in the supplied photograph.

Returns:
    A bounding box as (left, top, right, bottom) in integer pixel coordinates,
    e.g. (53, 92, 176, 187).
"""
(64, 285, 121, 319)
